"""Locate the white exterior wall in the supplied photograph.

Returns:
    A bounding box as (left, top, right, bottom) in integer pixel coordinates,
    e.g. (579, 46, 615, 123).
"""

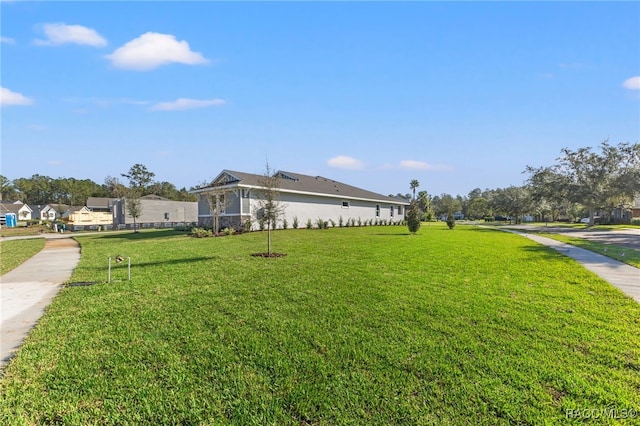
(249, 191, 404, 230)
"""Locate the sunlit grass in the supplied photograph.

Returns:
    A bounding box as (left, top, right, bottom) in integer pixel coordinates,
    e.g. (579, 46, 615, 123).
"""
(536, 233, 640, 268)
(1, 226, 638, 424)
(0, 238, 45, 275)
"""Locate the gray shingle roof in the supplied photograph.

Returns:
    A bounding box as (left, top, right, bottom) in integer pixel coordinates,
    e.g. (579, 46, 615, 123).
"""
(206, 170, 409, 205)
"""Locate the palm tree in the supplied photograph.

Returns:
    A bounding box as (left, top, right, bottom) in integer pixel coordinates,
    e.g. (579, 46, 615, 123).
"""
(410, 179, 420, 200)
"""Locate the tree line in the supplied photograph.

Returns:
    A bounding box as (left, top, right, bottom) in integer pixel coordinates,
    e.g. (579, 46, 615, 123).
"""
(410, 141, 640, 225)
(0, 164, 197, 206)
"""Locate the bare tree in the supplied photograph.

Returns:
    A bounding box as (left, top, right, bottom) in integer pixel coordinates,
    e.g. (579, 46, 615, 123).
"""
(201, 186, 230, 234)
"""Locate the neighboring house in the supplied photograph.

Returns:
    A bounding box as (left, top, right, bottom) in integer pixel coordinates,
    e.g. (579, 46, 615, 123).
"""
(30, 204, 70, 221)
(86, 197, 118, 213)
(191, 169, 410, 231)
(631, 195, 640, 219)
(64, 206, 113, 227)
(112, 194, 198, 229)
(0, 201, 33, 222)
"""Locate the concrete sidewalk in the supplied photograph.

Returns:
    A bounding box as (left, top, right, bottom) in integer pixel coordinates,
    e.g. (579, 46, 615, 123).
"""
(0, 237, 80, 370)
(505, 229, 640, 303)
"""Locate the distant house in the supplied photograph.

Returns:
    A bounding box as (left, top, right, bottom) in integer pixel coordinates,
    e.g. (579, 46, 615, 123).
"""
(631, 195, 640, 219)
(112, 195, 198, 229)
(86, 197, 119, 213)
(191, 169, 410, 231)
(0, 201, 33, 222)
(30, 204, 70, 221)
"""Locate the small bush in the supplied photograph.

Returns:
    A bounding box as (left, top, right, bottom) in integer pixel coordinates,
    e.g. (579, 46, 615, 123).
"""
(316, 218, 327, 229)
(293, 216, 299, 229)
(306, 218, 313, 229)
(631, 218, 640, 226)
(329, 219, 336, 228)
(357, 217, 362, 227)
(243, 219, 253, 233)
(339, 216, 344, 227)
(190, 227, 212, 238)
(222, 227, 235, 236)
(447, 212, 456, 229)
(282, 218, 288, 230)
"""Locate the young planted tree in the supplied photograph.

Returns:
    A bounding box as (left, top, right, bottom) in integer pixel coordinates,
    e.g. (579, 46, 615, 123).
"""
(255, 163, 286, 256)
(406, 200, 421, 234)
(201, 186, 229, 235)
(125, 189, 143, 233)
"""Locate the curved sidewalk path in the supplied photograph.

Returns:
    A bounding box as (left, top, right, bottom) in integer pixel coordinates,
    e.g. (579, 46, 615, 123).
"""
(1, 236, 81, 371)
(503, 228, 640, 303)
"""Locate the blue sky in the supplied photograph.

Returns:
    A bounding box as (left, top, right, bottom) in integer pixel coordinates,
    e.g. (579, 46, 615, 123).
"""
(2, 1, 639, 197)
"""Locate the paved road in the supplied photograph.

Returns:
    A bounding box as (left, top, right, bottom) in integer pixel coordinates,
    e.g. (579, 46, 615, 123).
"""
(0, 236, 80, 370)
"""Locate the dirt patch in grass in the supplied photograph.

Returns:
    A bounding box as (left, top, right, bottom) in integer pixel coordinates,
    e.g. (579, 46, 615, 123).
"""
(250, 252, 287, 258)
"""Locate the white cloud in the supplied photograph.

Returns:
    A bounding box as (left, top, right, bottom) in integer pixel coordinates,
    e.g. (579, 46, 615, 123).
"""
(1, 36, 15, 44)
(622, 76, 640, 90)
(35, 23, 107, 47)
(1, 87, 33, 106)
(399, 160, 453, 172)
(106, 32, 208, 71)
(327, 155, 364, 170)
(149, 98, 225, 111)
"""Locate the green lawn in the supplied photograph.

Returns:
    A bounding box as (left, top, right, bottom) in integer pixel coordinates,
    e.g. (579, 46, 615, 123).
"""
(1, 225, 639, 424)
(0, 238, 45, 275)
(539, 233, 640, 268)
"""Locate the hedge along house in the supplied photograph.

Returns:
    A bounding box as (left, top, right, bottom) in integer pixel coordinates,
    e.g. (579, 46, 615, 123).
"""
(191, 170, 410, 231)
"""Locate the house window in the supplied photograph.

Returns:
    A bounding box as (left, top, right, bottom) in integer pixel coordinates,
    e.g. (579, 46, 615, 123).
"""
(397, 206, 403, 215)
(342, 201, 349, 208)
(164, 212, 170, 220)
(390, 206, 394, 217)
(375, 204, 380, 217)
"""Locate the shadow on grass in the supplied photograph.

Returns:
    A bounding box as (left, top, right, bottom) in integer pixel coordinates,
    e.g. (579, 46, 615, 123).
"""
(90, 230, 189, 241)
(78, 256, 221, 276)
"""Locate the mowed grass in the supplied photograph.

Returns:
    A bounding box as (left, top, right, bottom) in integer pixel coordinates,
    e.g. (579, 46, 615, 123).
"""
(539, 233, 640, 268)
(1, 225, 639, 424)
(0, 238, 45, 275)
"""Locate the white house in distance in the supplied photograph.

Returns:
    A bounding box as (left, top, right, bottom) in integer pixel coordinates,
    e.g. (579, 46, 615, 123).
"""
(191, 169, 410, 231)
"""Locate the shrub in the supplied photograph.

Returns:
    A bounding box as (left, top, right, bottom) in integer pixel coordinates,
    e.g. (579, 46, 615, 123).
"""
(282, 218, 288, 230)
(339, 216, 344, 227)
(407, 201, 421, 234)
(357, 217, 362, 227)
(306, 218, 313, 229)
(292, 216, 299, 229)
(329, 219, 336, 228)
(447, 212, 456, 229)
(243, 219, 253, 233)
(190, 227, 212, 238)
(222, 227, 235, 236)
(258, 219, 266, 231)
(631, 218, 640, 226)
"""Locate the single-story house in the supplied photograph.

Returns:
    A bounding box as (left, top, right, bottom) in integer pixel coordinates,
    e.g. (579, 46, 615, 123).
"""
(191, 169, 411, 231)
(112, 195, 198, 229)
(0, 201, 33, 222)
